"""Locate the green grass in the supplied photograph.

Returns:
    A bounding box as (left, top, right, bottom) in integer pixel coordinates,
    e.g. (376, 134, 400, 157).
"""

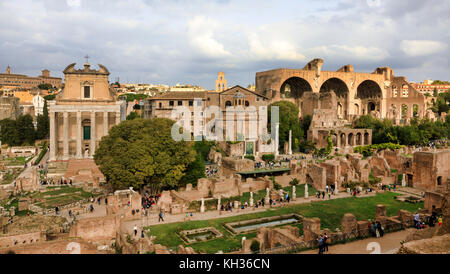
(146, 192, 423, 253)
(4, 156, 33, 166)
(0, 168, 24, 185)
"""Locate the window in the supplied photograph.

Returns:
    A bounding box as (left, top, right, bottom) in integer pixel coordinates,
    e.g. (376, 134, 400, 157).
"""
(178, 100, 183, 106)
(189, 100, 193, 106)
(159, 102, 162, 108)
(169, 101, 174, 106)
(245, 100, 249, 107)
(197, 101, 202, 106)
(84, 86, 91, 98)
(226, 101, 231, 107)
(83, 126, 91, 140)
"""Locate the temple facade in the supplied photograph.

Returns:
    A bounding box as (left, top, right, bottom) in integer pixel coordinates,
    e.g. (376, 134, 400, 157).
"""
(48, 62, 126, 161)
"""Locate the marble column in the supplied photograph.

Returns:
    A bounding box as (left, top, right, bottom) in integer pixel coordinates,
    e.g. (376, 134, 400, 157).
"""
(103, 111, 108, 137)
(49, 111, 56, 161)
(265, 187, 270, 204)
(288, 130, 292, 155)
(63, 112, 69, 160)
(305, 184, 309, 198)
(274, 123, 279, 157)
(249, 192, 254, 207)
(292, 185, 296, 200)
(76, 111, 82, 159)
(90, 111, 96, 157)
(335, 181, 339, 194)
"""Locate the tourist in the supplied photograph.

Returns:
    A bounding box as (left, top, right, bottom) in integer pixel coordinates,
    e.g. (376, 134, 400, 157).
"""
(322, 191, 325, 199)
(328, 192, 331, 199)
(105, 197, 108, 205)
(325, 185, 329, 193)
(55, 206, 59, 215)
(158, 210, 164, 222)
(317, 235, 324, 254)
(374, 222, 380, 238)
(269, 198, 273, 207)
(134, 225, 138, 236)
(323, 233, 329, 252)
(286, 194, 290, 203)
(97, 197, 101, 205)
(414, 212, 419, 228)
(141, 230, 145, 238)
(438, 216, 443, 227)
(376, 221, 384, 237)
(90, 204, 94, 212)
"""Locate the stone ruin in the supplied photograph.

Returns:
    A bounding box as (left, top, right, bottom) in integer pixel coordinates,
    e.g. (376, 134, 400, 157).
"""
(241, 204, 414, 254)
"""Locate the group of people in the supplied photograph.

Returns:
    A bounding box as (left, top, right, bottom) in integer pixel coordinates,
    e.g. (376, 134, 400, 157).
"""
(205, 167, 218, 177)
(316, 185, 336, 199)
(369, 221, 384, 237)
(414, 212, 443, 230)
(41, 178, 72, 186)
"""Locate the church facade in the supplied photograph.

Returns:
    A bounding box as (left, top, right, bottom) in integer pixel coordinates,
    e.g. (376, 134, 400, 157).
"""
(48, 62, 126, 161)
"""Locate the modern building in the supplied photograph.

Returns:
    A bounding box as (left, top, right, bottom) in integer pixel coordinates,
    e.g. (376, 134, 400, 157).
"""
(48, 62, 126, 161)
(0, 66, 63, 89)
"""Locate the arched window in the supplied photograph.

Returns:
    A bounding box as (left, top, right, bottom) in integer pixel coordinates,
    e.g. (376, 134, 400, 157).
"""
(225, 101, 232, 107)
(245, 100, 249, 107)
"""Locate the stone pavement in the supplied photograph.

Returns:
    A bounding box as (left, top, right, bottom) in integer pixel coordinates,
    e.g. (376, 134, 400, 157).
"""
(298, 228, 415, 254)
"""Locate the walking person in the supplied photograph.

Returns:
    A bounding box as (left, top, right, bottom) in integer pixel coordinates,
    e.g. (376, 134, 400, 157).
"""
(323, 233, 329, 252)
(317, 235, 324, 254)
(158, 210, 164, 222)
(134, 225, 138, 236)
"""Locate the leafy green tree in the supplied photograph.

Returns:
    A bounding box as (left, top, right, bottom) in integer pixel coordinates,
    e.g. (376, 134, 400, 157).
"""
(179, 153, 205, 187)
(0, 119, 19, 146)
(36, 100, 49, 139)
(38, 83, 52, 90)
(43, 94, 56, 100)
(268, 101, 303, 151)
(94, 118, 196, 192)
(16, 114, 36, 145)
(300, 115, 312, 138)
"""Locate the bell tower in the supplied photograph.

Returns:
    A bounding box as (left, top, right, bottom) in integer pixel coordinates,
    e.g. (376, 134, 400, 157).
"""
(215, 71, 227, 92)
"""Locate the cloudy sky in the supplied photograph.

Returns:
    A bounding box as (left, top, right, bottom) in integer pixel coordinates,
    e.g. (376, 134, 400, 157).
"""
(0, 0, 449, 89)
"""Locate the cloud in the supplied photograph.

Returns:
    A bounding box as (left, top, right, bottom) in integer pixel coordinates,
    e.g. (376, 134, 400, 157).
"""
(400, 40, 447, 57)
(187, 16, 231, 58)
(248, 33, 305, 62)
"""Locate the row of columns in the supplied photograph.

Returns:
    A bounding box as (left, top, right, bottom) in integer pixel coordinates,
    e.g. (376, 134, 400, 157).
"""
(49, 110, 120, 160)
(335, 132, 371, 148)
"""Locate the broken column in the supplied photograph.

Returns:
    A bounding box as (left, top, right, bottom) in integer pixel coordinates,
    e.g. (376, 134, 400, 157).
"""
(274, 123, 279, 157)
(401, 174, 406, 187)
(265, 187, 270, 204)
(335, 181, 339, 194)
(341, 213, 358, 235)
(292, 185, 296, 200)
(249, 192, 254, 207)
(305, 184, 309, 198)
(217, 195, 221, 211)
(200, 198, 205, 213)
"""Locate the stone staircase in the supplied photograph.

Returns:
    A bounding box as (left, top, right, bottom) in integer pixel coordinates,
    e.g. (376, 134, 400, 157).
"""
(63, 159, 104, 184)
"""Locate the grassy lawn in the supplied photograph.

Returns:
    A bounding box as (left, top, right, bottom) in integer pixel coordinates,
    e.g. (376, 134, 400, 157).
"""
(0, 168, 24, 185)
(146, 191, 423, 253)
(4, 156, 33, 166)
(30, 186, 99, 208)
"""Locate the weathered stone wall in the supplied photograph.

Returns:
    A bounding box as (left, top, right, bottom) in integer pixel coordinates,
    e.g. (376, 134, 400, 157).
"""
(0, 231, 44, 249)
(307, 164, 326, 190)
(69, 215, 119, 243)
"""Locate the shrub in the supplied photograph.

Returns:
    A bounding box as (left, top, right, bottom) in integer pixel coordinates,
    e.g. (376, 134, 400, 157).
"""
(262, 154, 275, 162)
(244, 155, 255, 161)
(289, 178, 299, 186)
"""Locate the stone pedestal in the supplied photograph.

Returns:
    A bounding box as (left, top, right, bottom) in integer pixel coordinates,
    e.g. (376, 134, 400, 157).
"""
(376, 204, 387, 218)
(234, 201, 239, 209)
(200, 198, 205, 213)
(10, 206, 15, 216)
(217, 196, 221, 211)
(292, 185, 296, 200)
(304, 184, 309, 198)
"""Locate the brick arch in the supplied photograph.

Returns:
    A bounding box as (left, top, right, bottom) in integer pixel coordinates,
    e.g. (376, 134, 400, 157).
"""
(279, 76, 313, 99)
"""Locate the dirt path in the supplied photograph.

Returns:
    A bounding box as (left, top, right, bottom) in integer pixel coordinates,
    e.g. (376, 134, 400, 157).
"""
(298, 228, 415, 254)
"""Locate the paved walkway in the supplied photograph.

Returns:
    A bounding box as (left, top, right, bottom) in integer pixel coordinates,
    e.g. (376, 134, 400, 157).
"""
(298, 228, 415, 254)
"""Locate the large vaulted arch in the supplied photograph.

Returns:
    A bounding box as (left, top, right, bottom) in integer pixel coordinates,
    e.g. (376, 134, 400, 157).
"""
(356, 80, 383, 116)
(280, 77, 312, 99)
(320, 77, 349, 118)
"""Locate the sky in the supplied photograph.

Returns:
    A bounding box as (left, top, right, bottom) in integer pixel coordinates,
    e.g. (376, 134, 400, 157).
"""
(0, 0, 449, 90)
